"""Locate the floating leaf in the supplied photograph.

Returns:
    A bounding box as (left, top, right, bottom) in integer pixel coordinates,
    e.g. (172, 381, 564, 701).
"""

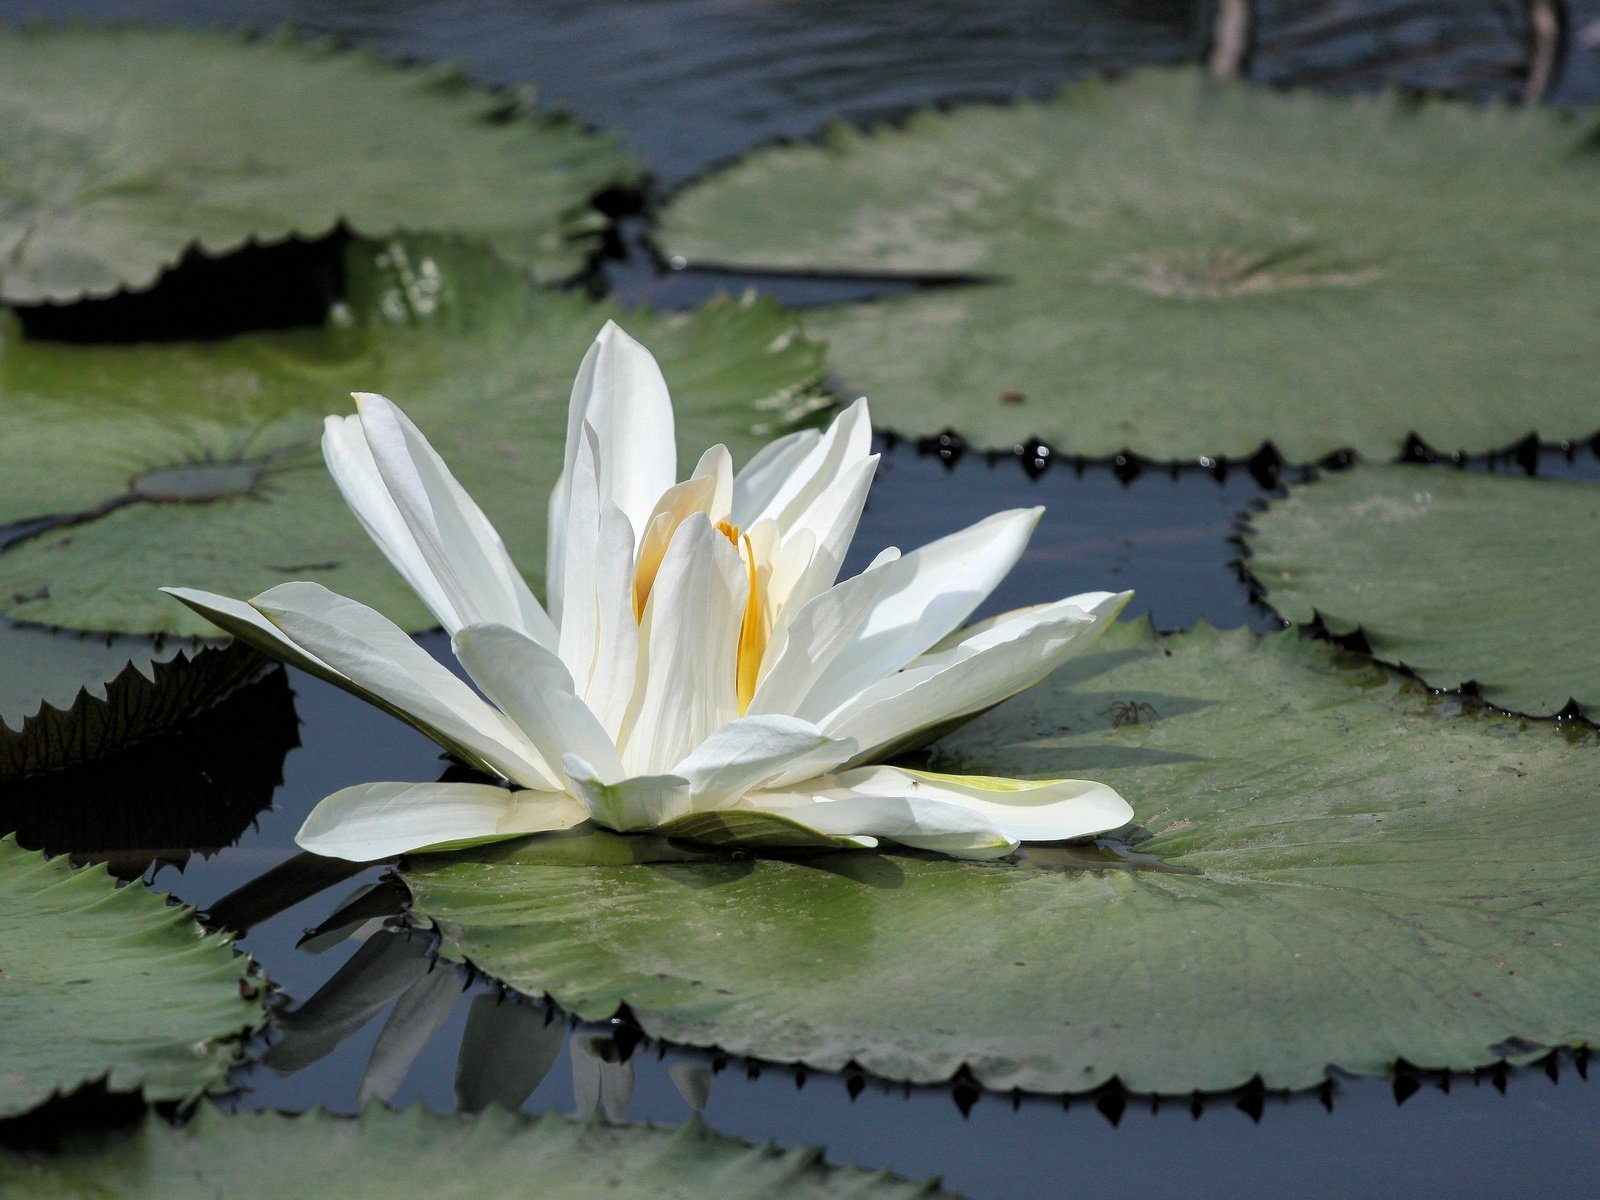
(661, 70, 1600, 461)
(0, 836, 265, 1117)
(405, 621, 1600, 1094)
(0, 621, 205, 733)
(0, 1105, 953, 1199)
(0, 661, 296, 877)
(0, 641, 266, 778)
(0, 239, 827, 635)
(1244, 465, 1600, 717)
(0, 25, 640, 303)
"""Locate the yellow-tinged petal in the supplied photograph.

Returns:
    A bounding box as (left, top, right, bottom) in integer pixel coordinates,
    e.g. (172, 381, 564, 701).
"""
(633, 475, 717, 619)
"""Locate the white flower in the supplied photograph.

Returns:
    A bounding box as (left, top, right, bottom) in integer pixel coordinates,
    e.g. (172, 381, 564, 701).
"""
(166, 323, 1133, 861)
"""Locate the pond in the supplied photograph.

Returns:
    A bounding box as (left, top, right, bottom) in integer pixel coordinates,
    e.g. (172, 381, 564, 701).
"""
(3, 2, 1599, 1197)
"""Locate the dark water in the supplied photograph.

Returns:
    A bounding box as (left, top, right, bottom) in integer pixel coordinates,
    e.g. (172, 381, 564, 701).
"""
(5, 1, 1600, 1195)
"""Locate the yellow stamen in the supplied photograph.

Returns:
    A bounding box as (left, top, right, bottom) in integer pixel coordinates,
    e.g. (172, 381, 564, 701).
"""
(736, 532, 768, 713)
(717, 521, 768, 713)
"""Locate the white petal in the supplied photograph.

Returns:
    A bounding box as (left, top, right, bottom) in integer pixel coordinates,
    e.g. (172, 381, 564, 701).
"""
(169, 584, 554, 787)
(582, 500, 641, 738)
(823, 596, 1131, 762)
(296, 781, 589, 862)
(747, 548, 900, 719)
(562, 755, 690, 831)
(669, 715, 857, 808)
(252, 581, 559, 788)
(730, 428, 820, 526)
(556, 428, 636, 723)
(632, 475, 718, 618)
(691, 443, 734, 523)
(754, 789, 1015, 859)
(347, 393, 556, 644)
(769, 454, 879, 619)
(832, 765, 1133, 842)
(321, 413, 456, 632)
(925, 590, 1129, 655)
(451, 623, 625, 783)
(750, 398, 872, 535)
(616, 514, 747, 774)
(164, 586, 345, 680)
(806, 507, 1044, 711)
(559, 321, 676, 560)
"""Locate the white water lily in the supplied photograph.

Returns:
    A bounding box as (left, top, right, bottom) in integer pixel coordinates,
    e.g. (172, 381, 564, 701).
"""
(166, 323, 1133, 861)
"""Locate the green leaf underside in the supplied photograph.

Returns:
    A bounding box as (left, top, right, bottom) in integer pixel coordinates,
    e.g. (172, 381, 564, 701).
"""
(405, 621, 1600, 1094)
(1, 640, 265, 779)
(0, 25, 640, 302)
(1245, 466, 1600, 718)
(0, 1106, 953, 1199)
(0, 836, 265, 1116)
(0, 239, 827, 635)
(661, 69, 1600, 461)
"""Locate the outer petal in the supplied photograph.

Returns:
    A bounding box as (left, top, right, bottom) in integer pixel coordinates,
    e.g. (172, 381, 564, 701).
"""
(451, 623, 625, 783)
(296, 781, 589, 862)
(164, 585, 346, 681)
(831, 766, 1133, 843)
(562, 755, 690, 831)
(250, 581, 560, 789)
(925, 590, 1129, 654)
(823, 593, 1132, 762)
(669, 715, 857, 808)
(321, 413, 455, 632)
(617, 514, 747, 775)
(551, 321, 676, 610)
(343, 393, 556, 644)
(753, 789, 1016, 859)
(168, 583, 556, 788)
(807, 507, 1044, 712)
(554, 423, 640, 732)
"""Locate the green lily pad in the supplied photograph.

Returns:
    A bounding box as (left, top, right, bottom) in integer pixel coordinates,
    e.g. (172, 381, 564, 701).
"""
(0, 25, 640, 303)
(0, 836, 266, 1116)
(404, 620, 1600, 1094)
(1, 640, 265, 779)
(0, 662, 296, 878)
(660, 69, 1600, 461)
(0, 620, 208, 731)
(1243, 465, 1600, 718)
(0, 1106, 953, 1199)
(0, 239, 827, 635)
